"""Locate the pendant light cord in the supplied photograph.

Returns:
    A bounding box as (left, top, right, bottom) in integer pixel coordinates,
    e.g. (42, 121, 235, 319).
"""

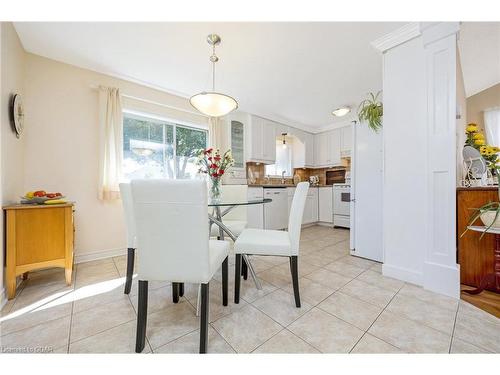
(211, 43, 216, 92)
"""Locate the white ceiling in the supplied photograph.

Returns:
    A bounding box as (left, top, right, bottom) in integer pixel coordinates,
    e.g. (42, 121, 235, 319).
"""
(458, 22, 500, 97)
(14, 22, 404, 130)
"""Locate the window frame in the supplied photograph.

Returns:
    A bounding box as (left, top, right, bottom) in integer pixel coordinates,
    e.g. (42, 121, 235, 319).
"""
(265, 139, 293, 178)
(122, 109, 208, 180)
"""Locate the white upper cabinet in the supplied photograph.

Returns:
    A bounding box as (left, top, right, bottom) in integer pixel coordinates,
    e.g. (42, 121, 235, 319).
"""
(262, 120, 277, 162)
(341, 125, 352, 156)
(247, 115, 276, 164)
(292, 130, 314, 169)
(314, 129, 341, 167)
(304, 133, 315, 167)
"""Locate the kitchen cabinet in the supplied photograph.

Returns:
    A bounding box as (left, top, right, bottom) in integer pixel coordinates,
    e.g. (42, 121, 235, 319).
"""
(318, 187, 333, 223)
(4, 203, 74, 299)
(314, 129, 341, 167)
(302, 187, 319, 225)
(314, 133, 328, 166)
(247, 187, 264, 229)
(247, 116, 276, 164)
(341, 125, 352, 156)
(264, 188, 288, 230)
(292, 131, 314, 169)
(304, 133, 315, 167)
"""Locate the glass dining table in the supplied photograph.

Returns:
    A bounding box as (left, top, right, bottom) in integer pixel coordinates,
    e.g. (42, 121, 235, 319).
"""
(208, 198, 272, 291)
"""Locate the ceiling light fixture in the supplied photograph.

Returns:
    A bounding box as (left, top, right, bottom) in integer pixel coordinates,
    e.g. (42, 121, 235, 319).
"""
(190, 34, 238, 117)
(332, 107, 351, 117)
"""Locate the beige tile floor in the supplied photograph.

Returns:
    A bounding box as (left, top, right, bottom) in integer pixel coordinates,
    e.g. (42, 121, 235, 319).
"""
(1, 225, 499, 354)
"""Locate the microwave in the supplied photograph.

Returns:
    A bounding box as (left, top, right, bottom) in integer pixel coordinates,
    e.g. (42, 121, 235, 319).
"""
(326, 169, 347, 185)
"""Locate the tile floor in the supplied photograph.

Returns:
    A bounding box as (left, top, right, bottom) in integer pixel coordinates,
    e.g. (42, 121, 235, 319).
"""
(1, 225, 499, 354)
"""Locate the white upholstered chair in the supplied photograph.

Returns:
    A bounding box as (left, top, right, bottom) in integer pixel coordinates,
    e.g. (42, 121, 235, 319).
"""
(209, 184, 248, 238)
(119, 183, 136, 295)
(233, 182, 309, 307)
(131, 179, 229, 353)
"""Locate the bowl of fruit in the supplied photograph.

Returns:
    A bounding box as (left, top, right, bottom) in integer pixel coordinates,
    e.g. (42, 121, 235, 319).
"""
(21, 190, 66, 205)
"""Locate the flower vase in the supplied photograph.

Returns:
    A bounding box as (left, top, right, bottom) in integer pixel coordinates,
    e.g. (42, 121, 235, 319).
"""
(210, 178, 222, 203)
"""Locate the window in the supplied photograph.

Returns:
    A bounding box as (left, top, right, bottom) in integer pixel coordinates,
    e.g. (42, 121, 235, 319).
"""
(123, 112, 207, 180)
(265, 139, 293, 177)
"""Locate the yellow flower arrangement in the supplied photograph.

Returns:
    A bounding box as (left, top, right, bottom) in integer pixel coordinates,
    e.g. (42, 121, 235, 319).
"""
(466, 124, 478, 133)
(465, 124, 500, 169)
(473, 133, 485, 140)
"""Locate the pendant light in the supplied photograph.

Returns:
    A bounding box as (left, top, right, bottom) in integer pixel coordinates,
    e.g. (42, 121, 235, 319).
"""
(282, 133, 288, 149)
(190, 34, 238, 117)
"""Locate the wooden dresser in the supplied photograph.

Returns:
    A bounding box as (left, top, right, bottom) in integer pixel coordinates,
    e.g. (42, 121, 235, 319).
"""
(3, 203, 75, 299)
(457, 187, 497, 288)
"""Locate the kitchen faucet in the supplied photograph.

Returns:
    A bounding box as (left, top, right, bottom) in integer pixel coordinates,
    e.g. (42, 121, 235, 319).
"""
(281, 170, 286, 184)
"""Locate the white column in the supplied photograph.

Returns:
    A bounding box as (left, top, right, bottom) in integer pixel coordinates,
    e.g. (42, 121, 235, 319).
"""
(372, 22, 460, 298)
(422, 23, 460, 298)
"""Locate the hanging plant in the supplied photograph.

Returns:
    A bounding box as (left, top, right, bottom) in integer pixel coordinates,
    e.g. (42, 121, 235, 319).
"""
(358, 91, 383, 132)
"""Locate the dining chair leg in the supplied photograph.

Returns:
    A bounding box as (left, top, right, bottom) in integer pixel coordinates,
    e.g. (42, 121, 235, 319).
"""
(290, 256, 301, 308)
(179, 283, 184, 297)
(124, 248, 135, 295)
(199, 283, 209, 354)
(242, 259, 248, 280)
(172, 283, 180, 303)
(222, 256, 228, 306)
(234, 254, 242, 304)
(135, 280, 148, 353)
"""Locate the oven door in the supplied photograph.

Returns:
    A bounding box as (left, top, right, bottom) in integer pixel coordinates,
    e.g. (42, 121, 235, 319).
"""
(334, 188, 351, 216)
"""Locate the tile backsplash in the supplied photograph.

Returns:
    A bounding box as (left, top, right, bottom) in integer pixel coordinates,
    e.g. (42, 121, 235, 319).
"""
(246, 159, 350, 185)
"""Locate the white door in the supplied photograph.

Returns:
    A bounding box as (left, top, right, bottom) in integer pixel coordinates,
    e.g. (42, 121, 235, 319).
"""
(351, 122, 383, 262)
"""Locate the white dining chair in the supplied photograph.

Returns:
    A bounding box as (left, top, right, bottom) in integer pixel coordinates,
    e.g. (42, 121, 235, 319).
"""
(131, 179, 229, 353)
(233, 182, 309, 307)
(209, 184, 248, 238)
(119, 183, 136, 295)
(209, 184, 250, 280)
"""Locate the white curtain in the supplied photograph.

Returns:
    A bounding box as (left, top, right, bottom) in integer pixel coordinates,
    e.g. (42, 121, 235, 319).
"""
(98, 86, 123, 200)
(484, 107, 500, 146)
(208, 116, 222, 150)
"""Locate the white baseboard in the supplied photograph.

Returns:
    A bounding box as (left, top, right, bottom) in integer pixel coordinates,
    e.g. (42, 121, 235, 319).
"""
(317, 222, 335, 228)
(0, 287, 7, 311)
(74, 247, 127, 264)
(382, 263, 423, 286)
(423, 261, 460, 299)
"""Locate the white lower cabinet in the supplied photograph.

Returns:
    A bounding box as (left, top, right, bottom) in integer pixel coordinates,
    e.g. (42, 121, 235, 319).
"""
(247, 187, 264, 229)
(318, 186, 333, 223)
(303, 188, 319, 225)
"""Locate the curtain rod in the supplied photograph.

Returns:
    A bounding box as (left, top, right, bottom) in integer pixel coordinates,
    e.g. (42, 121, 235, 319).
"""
(89, 84, 208, 118)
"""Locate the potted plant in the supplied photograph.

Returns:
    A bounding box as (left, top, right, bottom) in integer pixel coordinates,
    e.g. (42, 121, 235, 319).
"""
(358, 91, 383, 132)
(196, 148, 234, 202)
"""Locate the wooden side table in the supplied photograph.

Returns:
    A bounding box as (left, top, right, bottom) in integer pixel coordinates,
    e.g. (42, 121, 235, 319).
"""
(3, 203, 75, 299)
(465, 226, 500, 295)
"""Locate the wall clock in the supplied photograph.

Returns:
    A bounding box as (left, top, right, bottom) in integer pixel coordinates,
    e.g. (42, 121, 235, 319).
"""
(11, 94, 24, 138)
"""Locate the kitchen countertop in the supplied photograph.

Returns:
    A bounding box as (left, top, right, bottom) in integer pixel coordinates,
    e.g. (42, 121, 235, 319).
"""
(247, 184, 332, 188)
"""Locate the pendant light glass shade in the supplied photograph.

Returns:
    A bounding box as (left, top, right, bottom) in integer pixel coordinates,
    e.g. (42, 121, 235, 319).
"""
(190, 91, 238, 117)
(191, 34, 238, 118)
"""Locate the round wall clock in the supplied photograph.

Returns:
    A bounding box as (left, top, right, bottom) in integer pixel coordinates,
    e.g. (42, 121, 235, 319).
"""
(11, 94, 24, 138)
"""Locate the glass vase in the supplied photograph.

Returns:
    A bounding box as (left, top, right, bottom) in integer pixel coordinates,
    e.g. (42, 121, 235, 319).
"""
(210, 177, 222, 203)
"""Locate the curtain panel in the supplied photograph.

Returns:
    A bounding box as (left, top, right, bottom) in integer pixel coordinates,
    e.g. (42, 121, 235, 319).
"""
(484, 107, 500, 147)
(208, 116, 223, 150)
(98, 86, 123, 200)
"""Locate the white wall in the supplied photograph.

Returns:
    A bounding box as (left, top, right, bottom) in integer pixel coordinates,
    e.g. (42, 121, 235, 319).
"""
(1, 22, 26, 304)
(23, 53, 208, 262)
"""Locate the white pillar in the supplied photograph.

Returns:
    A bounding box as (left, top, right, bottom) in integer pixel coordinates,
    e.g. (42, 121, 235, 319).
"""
(372, 22, 460, 298)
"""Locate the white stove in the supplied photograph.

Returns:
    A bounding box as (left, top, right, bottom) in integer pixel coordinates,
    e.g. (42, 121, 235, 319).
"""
(333, 183, 351, 228)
